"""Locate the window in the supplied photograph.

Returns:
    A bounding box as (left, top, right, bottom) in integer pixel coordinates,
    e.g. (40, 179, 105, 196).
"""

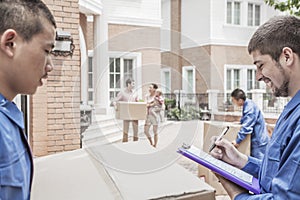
(248, 3, 260, 26)
(233, 69, 240, 88)
(225, 65, 265, 95)
(227, 68, 241, 91)
(182, 66, 195, 93)
(88, 56, 94, 104)
(109, 57, 134, 100)
(161, 68, 171, 93)
(187, 70, 194, 93)
(227, 1, 241, 25)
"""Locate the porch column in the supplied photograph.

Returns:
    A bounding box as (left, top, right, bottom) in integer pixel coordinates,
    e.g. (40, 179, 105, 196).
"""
(93, 12, 110, 114)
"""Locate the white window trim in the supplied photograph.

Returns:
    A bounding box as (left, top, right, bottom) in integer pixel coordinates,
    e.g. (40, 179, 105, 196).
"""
(161, 68, 171, 93)
(247, 2, 261, 27)
(225, 0, 262, 27)
(108, 51, 142, 98)
(182, 66, 196, 93)
(88, 50, 94, 105)
(224, 64, 256, 93)
(226, 0, 241, 25)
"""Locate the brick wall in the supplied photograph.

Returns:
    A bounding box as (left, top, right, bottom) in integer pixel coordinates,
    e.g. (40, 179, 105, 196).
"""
(30, 0, 81, 156)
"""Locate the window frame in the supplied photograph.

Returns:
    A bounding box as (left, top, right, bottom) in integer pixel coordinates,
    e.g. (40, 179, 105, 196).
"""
(224, 64, 265, 98)
(182, 66, 196, 93)
(247, 2, 261, 26)
(226, 0, 241, 25)
(108, 52, 142, 101)
(88, 50, 94, 105)
(161, 68, 171, 93)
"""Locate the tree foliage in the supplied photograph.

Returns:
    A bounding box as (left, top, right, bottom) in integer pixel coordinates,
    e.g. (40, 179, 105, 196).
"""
(264, 0, 300, 16)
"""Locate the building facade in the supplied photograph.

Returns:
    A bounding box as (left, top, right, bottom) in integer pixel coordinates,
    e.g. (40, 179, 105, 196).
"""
(161, 0, 278, 97)
(81, 0, 162, 114)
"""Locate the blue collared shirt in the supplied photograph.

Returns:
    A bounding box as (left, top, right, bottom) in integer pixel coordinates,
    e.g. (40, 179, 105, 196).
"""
(236, 90, 300, 199)
(237, 99, 269, 159)
(0, 94, 32, 200)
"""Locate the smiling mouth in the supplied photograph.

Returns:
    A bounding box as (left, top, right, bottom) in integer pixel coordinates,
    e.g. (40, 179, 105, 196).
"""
(263, 77, 271, 86)
(266, 81, 272, 88)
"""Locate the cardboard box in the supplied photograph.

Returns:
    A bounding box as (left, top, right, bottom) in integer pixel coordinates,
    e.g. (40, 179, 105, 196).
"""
(198, 121, 251, 195)
(32, 141, 216, 200)
(115, 101, 147, 120)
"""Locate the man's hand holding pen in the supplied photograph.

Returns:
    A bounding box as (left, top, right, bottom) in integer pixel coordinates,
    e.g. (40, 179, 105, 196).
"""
(209, 135, 248, 170)
(209, 129, 250, 199)
(208, 126, 229, 153)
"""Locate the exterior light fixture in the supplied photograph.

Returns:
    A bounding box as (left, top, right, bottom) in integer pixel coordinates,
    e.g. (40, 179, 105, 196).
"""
(51, 30, 75, 57)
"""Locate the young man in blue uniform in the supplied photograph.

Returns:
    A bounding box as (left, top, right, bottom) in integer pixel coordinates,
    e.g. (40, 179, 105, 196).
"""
(211, 15, 300, 199)
(0, 1, 56, 199)
(231, 88, 269, 160)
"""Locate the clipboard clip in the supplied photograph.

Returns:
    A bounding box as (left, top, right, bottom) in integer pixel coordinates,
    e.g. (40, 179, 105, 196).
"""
(182, 143, 191, 149)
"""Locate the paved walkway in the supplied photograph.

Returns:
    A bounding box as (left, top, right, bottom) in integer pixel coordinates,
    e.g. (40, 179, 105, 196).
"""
(122, 120, 230, 200)
(85, 117, 230, 199)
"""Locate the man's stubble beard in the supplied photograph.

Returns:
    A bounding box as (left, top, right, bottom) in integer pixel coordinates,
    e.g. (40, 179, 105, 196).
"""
(273, 62, 289, 97)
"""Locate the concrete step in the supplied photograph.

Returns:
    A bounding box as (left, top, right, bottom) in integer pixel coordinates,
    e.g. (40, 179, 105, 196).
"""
(86, 121, 122, 133)
(82, 114, 176, 147)
(82, 115, 124, 147)
(82, 130, 123, 147)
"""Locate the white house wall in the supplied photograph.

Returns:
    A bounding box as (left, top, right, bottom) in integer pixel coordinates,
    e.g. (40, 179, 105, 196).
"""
(181, 0, 210, 49)
(104, 0, 162, 27)
(210, 0, 277, 47)
(161, 0, 171, 51)
(181, 0, 278, 48)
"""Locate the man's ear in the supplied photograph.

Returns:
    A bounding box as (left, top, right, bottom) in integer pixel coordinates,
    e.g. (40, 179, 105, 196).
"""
(238, 99, 244, 106)
(282, 47, 294, 67)
(0, 29, 17, 57)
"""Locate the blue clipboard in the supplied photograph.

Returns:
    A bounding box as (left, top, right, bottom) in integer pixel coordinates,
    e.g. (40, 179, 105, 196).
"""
(177, 145, 260, 194)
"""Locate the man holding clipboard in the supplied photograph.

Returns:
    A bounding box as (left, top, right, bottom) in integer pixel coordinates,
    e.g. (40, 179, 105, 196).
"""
(210, 16, 300, 199)
(178, 126, 261, 195)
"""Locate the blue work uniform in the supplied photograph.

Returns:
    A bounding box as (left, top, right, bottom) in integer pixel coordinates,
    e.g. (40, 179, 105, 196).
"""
(236, 90, 300, 199)
(0, 94, 33, 200)
(236, 99, 269, 159)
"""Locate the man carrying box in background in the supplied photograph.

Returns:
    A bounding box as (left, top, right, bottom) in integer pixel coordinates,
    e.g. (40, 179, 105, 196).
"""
(113, 78, 139, 142)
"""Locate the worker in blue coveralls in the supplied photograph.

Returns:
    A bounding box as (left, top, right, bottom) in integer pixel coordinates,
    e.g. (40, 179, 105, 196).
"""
(0, 0, 56, 199)
(210, 15, 300, 199)
(231, 88, 269, 160)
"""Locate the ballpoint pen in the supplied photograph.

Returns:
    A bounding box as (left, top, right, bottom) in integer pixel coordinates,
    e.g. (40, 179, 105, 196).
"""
(208, 126, 230, 152)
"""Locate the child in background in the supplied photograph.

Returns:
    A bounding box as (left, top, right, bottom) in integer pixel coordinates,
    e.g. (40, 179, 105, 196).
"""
(149, 88, 165, 123)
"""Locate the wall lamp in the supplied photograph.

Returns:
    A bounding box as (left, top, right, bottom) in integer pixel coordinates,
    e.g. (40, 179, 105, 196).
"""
(51, 30, 75, 57)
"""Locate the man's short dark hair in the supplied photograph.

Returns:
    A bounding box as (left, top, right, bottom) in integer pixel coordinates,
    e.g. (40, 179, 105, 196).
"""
(0, 0, 56, 42)
(248, 15, 300, 62)
(126, 78, 134, 87)
(231, 88, 246, 101)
